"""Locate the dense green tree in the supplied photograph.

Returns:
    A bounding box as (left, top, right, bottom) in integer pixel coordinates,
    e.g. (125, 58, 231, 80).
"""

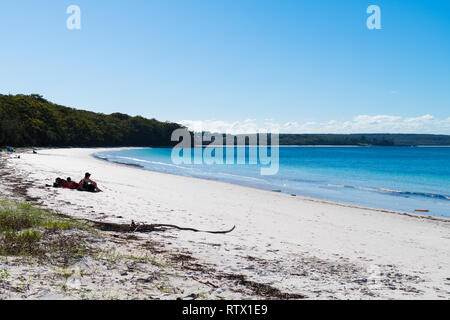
(0, 94, 183, 147)
(1, 94, 449, 147)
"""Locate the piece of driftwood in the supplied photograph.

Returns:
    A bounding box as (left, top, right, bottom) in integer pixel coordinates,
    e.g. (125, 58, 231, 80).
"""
(92, 220, 236, 234)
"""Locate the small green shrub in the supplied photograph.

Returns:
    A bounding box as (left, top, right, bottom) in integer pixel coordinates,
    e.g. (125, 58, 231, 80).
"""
(0, 198, 89, 264)
(0, 230, 42, 256)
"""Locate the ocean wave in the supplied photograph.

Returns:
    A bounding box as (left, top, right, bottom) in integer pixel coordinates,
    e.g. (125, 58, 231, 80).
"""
(214, 172, 269, 183)
(96, 154, 193, 170)
(95, 151, 450, 203)
(326, 184, 450, 201)
(115, 156, 153, 163)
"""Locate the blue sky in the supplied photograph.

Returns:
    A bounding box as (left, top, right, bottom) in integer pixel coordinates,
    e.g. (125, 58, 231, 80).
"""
(1, 0, 449, 133)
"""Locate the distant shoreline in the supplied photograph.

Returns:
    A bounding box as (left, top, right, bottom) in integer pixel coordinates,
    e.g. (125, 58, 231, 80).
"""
(5, 144, 450, 151)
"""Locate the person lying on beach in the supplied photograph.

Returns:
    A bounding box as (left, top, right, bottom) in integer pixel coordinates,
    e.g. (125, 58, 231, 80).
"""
(78, 172, 102, 192)
(66, 177, 80, 190)
(53, 177, 69, 188)
(51, 177, 82, 190)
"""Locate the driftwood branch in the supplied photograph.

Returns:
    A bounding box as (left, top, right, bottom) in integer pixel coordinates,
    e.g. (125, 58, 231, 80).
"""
(92, 220, 236, 235)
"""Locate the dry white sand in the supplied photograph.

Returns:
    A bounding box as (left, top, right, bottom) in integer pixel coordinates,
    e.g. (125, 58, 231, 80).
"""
(3, 148, 449, 299)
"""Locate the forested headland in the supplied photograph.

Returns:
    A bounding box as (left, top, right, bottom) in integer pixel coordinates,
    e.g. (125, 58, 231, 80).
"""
(277, 133, 450, 146)
(0, 94, 182, 147)
(1, 94, 449, 148)
(201, 133, 450, 146)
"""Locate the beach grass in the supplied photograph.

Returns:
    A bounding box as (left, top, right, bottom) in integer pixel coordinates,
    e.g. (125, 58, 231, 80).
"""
(0, 198, 89, 263)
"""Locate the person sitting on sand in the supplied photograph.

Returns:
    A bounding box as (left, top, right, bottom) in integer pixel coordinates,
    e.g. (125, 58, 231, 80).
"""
(78, 172, 102, 192)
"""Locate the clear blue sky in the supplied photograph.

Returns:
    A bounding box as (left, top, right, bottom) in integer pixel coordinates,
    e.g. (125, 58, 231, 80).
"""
(1, 0, 449, 133)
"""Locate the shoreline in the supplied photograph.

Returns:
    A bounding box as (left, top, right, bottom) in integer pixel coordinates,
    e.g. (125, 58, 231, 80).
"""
(1, 147, 449, 299)
(92, 148, 450, 223)
(0, 150, 295, 300)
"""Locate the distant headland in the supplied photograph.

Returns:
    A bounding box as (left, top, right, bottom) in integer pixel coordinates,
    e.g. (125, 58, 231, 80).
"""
(1, 94, 449, 148)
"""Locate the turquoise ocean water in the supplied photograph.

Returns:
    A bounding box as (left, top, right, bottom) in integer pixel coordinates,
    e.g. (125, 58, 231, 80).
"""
(95, 147, 450, 218)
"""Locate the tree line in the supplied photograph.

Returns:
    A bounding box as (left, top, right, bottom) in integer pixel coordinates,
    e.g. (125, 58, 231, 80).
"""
(277, 133, 450, 146)
(0, 94, 182, 147)
(1, 94, 449, 148)
(195, 133, 450, 146)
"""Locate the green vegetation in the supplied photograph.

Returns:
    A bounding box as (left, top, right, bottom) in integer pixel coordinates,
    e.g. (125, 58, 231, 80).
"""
(0, 199, 88, 264)
(1, 230, 41, 256)
(277, 133, 450, 146)
(201, 133, 450, 146)
(1, 94, 448, 147)
(0, 269, 9, 281)
(0, 199, 85, 233)
(0, 94, 182, 147)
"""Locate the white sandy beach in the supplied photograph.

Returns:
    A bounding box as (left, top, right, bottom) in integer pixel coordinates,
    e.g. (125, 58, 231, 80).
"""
(2, 147, 449, 299)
